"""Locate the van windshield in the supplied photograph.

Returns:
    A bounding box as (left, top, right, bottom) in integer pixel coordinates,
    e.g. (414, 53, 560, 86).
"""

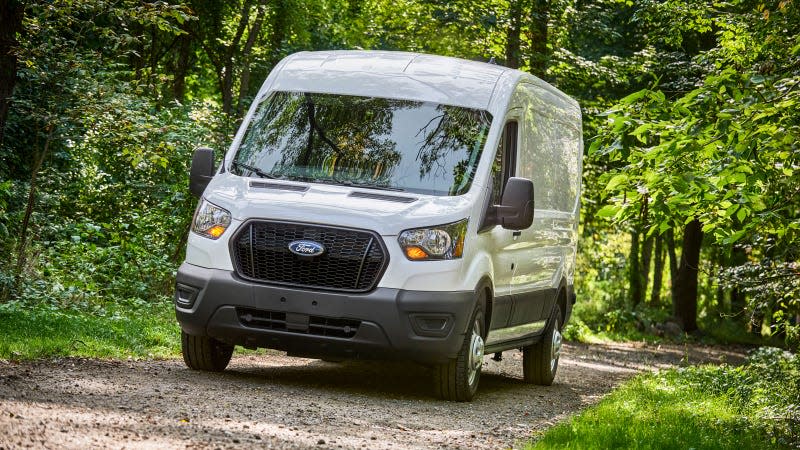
(231, 91, 492, 196)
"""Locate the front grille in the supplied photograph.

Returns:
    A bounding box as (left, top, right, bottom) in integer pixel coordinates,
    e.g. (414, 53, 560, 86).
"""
(237, 308, 361, 339)
(231, 220, 387, 292)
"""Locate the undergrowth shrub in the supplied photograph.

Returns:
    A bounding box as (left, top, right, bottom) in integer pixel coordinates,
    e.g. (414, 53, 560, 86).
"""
(531, 347, 799, 449)
(679, 347, 800, 447)
(1, 96, 226, 312)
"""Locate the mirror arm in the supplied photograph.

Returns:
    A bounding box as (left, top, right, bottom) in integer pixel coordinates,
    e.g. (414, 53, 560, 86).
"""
(495, 204, 515, 218)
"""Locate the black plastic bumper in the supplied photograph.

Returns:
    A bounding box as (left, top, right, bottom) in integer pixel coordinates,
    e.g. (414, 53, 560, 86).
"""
(174, 263, 477, 364)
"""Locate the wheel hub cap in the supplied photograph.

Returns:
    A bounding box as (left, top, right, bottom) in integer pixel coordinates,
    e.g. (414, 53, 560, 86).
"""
(467, 322, 484, 385)
(551, 327, 562, 372)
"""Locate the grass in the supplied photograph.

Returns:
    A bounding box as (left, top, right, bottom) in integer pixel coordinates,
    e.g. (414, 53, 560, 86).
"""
(0, 299, 181, 360)
(527, 354, 799, 450)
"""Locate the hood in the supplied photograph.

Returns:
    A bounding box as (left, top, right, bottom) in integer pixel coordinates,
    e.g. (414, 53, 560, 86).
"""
(202, 173, 480, 236)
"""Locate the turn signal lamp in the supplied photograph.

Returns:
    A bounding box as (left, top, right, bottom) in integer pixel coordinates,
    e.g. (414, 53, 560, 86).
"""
(208, 225, 227, 239)
(405, 246, 429, 260)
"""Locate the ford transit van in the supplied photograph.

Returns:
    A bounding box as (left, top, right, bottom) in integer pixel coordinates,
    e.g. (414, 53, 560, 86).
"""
(176, 51, 582, 401)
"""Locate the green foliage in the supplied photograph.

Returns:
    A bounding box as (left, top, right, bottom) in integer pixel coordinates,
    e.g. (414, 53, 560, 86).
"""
(718, 256, 800, 348)
(593, 71, 799, 246)
(588, 0, 799, 344)
(0, 0, 796, 368)
(3, 92, 224, 308)
(529, 347, 800, 449)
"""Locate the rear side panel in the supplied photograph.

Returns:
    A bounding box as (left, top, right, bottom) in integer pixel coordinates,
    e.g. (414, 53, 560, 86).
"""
(485, 77, 582, 346)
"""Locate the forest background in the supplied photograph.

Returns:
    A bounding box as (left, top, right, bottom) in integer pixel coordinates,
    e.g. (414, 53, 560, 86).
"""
(0, 0, 797, 355)
(0, 0, 799, 446)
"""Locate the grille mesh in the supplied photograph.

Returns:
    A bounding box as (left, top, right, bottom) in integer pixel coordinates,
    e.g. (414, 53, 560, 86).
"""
(232, 221, 387, 292)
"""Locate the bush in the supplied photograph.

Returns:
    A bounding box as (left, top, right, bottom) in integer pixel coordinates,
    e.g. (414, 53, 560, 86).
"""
(529, 347, 800, 449)
(1, 94, 226, 310)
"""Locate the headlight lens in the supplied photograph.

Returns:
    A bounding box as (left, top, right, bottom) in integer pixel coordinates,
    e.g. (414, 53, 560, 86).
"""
(398, 219, 468, 260)
(192, 199, 231, 240)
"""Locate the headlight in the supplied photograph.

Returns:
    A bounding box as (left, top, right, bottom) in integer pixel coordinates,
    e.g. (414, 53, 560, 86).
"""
(192, 199, 231, 240)
(398, 219, 468, 260)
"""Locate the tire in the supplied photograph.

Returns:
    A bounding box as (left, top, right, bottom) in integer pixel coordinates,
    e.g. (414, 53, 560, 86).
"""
(522, 305, 562, 385)
(181, 330, 234, 372)
(434, 293, 486, 402)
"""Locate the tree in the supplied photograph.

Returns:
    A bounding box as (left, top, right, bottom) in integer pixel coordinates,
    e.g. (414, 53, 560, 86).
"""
(591, 0, 799, 334)
(1, 0, 192, 299)
(0, 0, 23, 145)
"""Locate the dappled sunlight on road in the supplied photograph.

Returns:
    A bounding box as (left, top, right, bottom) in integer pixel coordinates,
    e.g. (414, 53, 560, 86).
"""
(0, 342, 747, 449)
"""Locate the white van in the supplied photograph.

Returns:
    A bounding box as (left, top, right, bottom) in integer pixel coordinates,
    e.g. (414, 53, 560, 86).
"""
(176, 50, 582, 401)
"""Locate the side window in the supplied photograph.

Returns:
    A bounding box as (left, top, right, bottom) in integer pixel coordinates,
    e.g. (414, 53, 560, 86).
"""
(490, 121, 518, 205)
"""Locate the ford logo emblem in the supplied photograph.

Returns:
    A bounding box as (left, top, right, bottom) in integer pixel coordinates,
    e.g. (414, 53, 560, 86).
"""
(288, 240, 325, 257)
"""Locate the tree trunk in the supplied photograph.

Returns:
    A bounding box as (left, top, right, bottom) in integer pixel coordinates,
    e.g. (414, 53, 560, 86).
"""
(14, 127, 53, 288)
(713, 246, 726, 313)
(220, 68, 234, 115)
(640, 234, 653, 303)
(528, 0, 549, 78)
(730, 245, 746, 315)
(172, 22, 193, 102)
(505, 0, 522, 69)
(628, 230, 642, 307)
(149, 25, 159, 90)
(269, 0, 287, 68)
(650, 235, 664, 305)
(666, 227, 678, 281)
(130, 20, 146, 81)
(710, 246, 726, 314)
(0, 0, 24, 146)
(220, 0, 253, 116)
(236, 0, 266, 117)
(672, 219, 703, 332)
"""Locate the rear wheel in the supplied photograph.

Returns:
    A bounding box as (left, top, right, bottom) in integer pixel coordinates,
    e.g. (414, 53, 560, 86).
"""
(181, 331, 234, 372)
(434, 294, 486, 401)
(522, 306, 562, 385)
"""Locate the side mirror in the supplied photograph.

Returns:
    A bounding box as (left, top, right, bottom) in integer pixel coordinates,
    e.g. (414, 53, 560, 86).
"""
(496, 177, 534, 230)
(189, 147, 215, 198)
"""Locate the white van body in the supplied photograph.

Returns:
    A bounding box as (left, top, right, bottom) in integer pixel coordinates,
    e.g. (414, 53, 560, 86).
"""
(176, 51, 582, 401)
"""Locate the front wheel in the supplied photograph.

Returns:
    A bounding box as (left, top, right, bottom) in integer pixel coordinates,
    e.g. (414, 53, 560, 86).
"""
(434, 295, 486, 401)
(181, 331, 234, 372)
(522, 306, 562, 385)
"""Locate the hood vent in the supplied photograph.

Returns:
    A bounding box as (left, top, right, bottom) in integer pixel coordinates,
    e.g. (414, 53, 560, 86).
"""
(349, 191, 417, 203)
(250, 181, 309, 192)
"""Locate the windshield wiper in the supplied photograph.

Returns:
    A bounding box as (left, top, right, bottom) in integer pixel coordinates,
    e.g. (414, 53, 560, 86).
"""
(283, 175, 339, 186)
(231, 161, 277, 179)
(280, 175, 403, 191)
(335, 179, 405, 191)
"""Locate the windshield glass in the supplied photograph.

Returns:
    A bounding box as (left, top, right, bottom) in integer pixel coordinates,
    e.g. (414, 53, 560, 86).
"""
(231, 91, 492, 196)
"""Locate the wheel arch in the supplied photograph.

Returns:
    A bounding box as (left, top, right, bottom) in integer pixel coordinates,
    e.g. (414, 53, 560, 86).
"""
(555, 278, 569, 330)
(475, 276, 493, 338)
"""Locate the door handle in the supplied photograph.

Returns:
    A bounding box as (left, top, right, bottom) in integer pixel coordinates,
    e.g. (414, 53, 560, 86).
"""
(512, 231, 521, 237)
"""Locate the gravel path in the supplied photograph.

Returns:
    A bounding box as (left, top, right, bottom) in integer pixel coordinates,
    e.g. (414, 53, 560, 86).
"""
(0, 342, 746, 449)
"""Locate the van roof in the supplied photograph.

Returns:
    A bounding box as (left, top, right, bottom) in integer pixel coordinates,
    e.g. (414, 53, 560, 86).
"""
(267, 50, 516, 111)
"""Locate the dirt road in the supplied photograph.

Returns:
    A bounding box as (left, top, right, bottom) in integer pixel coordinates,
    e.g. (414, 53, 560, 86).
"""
(0, 342, 746, 449)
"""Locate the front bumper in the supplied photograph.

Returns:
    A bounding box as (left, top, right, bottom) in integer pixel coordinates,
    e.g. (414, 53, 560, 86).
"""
(174, 263, 476, 364)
